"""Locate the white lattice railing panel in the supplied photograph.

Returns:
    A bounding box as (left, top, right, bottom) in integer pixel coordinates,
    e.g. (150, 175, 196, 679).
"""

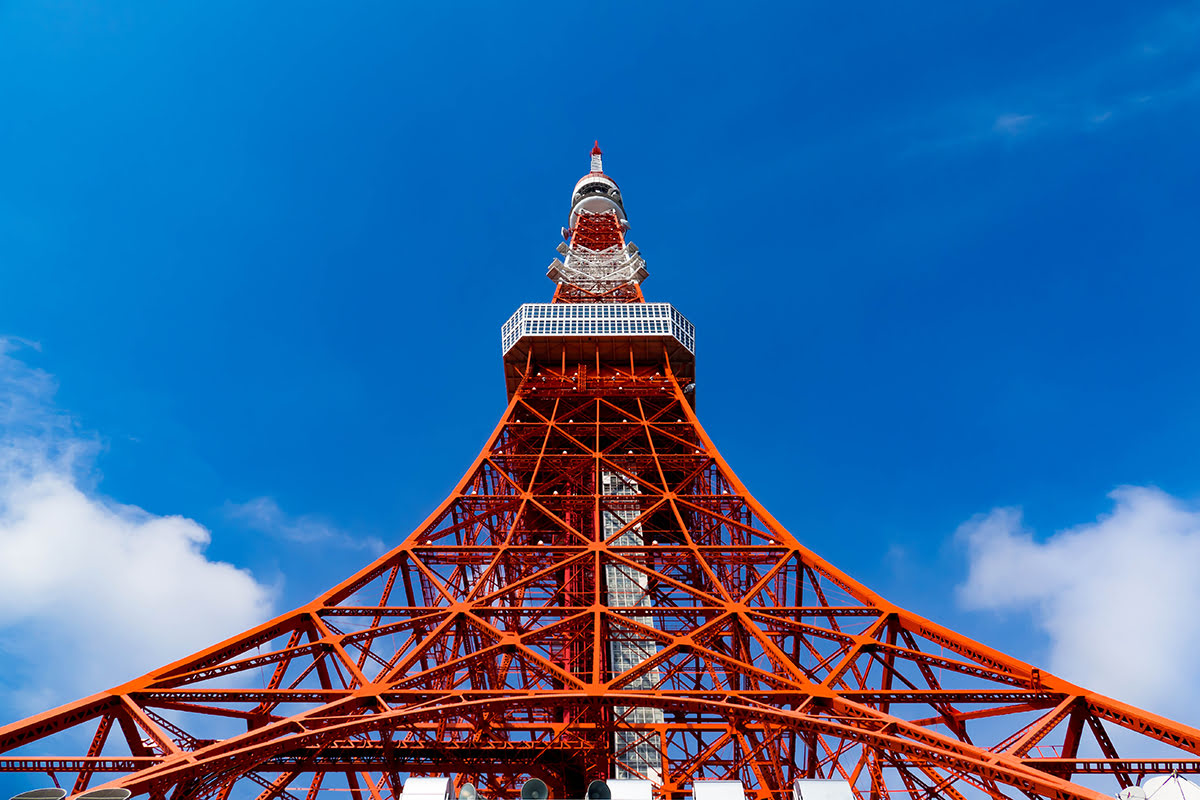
(501, 302, 695, 355)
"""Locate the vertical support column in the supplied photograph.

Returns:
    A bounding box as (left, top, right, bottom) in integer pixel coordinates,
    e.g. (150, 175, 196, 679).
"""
(603, 470, 665, 785)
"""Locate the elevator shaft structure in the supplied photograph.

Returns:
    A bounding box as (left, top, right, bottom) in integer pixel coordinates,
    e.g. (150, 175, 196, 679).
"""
(4, 144, 1200, 800)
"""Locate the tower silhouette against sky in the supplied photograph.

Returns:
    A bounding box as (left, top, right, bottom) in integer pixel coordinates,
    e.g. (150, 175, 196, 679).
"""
(4, 145, 1200, 800)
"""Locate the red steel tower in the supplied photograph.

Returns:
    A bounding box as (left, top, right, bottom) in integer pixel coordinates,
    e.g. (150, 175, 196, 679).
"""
(4, 144, 1200, 800)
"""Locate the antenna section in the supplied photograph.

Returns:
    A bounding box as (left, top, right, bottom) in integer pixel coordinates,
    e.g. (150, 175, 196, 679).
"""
(549, 144, 647, 297)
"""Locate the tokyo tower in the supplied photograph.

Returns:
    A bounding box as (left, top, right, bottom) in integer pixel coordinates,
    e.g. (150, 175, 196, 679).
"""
(5, 143, 1200, 800)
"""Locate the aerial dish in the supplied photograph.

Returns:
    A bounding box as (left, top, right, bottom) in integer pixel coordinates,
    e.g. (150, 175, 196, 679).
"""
(459, 785, 479, 800)
(521, 778, 549, 800)
(587, 781, 612, 800)
(1143, 776, 1200, 800)
(77, 791, 133, 800)
(10, 791, 67, 800)
(400, 777, 453, 800)
(1120, 788, 1148, 800)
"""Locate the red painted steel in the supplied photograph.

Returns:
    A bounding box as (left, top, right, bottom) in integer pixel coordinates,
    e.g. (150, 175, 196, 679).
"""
(3, 148, 1199, 800)
(569, 212, 624, 252)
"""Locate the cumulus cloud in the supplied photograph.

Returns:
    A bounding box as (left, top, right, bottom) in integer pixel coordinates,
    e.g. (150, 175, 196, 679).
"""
(956, 486, 1200, 717)
(226, 496, 384, 553)
(0, 339, 275, 715)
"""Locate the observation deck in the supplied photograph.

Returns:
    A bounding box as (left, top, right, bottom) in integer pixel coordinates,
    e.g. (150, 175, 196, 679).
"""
(501, 302, 696, 397)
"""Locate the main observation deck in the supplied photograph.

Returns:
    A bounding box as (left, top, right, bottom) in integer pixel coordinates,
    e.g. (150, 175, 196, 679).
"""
(501, 302, 696, 398)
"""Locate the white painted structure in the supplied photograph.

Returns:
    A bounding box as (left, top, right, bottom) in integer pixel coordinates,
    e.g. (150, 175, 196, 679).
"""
(693, 780, 748, 800)
(604, 471, 665, 784)
(401, 777, 453, 800)
(607, 780, 655, 800)
(501, 302, 695, 356)
(793, 779, 853, 800)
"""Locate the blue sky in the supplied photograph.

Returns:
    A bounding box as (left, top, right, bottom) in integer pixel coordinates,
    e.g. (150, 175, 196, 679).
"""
(2, 0, 1200, 735)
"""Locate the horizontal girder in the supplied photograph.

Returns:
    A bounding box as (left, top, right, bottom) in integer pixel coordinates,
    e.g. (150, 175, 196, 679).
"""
(2, 348, 1198, 800)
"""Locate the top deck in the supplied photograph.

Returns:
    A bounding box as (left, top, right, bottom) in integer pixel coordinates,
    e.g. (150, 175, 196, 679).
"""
(501, 302, 696, 398)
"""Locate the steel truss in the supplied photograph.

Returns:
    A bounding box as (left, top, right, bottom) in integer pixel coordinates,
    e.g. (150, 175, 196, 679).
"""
(4, 349, 1200, 800)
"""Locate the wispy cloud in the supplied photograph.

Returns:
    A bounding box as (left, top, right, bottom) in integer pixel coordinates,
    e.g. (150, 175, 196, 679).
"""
(226, 496, 385, 553)
(956, 486, 1200, 719)
(0, 339, 276, 714)
(992, 113, 1037, 137)
(910, 3, 1200, 152)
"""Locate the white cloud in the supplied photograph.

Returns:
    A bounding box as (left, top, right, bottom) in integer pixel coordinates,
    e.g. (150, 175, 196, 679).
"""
(992, 113, 1037, 136)
(0, 339, 275, 714)
(226, 496, 384, 553)
(956, 486, 1200, 717)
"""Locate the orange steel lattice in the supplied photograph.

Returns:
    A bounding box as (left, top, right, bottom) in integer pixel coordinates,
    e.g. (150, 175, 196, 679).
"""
(569, 212, 624, 252)
(4, 146, 1200, 800)
(551, 281, 644, 304)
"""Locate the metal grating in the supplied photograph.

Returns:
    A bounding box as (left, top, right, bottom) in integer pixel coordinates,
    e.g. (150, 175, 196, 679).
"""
(501, 302, 695, 355)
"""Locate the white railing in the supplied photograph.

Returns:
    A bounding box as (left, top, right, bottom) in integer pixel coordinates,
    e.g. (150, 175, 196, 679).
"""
(501, 302, 695, 355)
